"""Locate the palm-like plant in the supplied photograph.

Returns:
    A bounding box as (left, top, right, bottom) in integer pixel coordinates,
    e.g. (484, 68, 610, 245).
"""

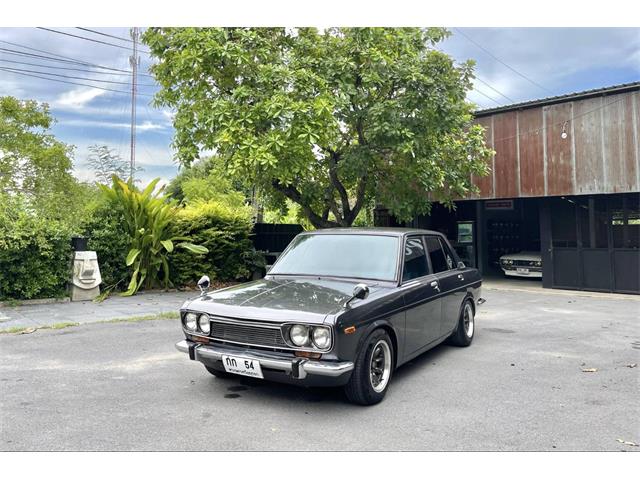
(99, 176, 208, 296)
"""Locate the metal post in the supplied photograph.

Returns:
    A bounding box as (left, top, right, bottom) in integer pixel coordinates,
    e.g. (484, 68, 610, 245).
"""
(129, 27, 139, 182)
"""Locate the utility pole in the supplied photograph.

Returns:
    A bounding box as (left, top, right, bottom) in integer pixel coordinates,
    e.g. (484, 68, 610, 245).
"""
(129, 27, 140, 182)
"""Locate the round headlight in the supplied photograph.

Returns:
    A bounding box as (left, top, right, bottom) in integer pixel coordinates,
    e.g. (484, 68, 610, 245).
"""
(198, 314, 210, 334)
(184, 312, 197, 331)
(311, 327, 331, 349)
(290, 324, 310, 347)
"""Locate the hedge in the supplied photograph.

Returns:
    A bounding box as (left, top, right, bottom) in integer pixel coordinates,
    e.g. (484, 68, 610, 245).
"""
(169, 200, 262, 286)
(82, 199, 130, 289)
(0, 208, 73, 300)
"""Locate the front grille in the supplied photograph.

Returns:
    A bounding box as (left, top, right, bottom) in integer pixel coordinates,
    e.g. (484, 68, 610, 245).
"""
(209, 319, 288, 349)
(513, 259, 540, 267)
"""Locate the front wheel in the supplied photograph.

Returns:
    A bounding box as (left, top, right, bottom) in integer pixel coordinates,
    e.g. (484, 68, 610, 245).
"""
(344, 329, 394, 406)
(449, 299, 475, 347)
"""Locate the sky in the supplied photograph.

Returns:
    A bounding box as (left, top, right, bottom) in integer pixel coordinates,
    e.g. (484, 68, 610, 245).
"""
(0, 27, 638, 187)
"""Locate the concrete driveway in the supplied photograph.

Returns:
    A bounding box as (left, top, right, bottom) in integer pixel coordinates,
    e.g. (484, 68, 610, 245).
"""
(1, 285, 638, 451)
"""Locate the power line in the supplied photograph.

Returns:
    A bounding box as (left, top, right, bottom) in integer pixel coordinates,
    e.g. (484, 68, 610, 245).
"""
(473, 75, 515, 103)
(0, 39, 155, 77)
(37, 27, 152, 55)
(473, 87, 501, 106)
(0, 65, 157, 87)
(454, 28, 554, 96)
(0, 67, 154, 97)
(0, 58, 140, 76)
(76, 28, 135, 44)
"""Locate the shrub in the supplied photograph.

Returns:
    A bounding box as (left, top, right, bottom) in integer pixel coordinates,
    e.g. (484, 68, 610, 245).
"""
(98, 177, 207, 295)
(83, 198, 130, 289)
(170, 200, 261, 285)
(0, 197, 73, 300)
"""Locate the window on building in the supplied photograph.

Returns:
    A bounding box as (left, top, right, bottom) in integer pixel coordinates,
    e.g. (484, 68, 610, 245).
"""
(402, 237, 429, 281)
(426, 236, 450, 273)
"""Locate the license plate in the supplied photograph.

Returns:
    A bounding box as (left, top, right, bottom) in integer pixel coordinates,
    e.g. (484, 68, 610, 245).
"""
(516, 267, 530, 274)
(221, 355, 264, 379)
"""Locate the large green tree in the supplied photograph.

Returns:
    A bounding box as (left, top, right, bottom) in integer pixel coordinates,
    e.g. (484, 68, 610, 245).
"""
(0, 96, 93, 225)
(143, 27, 492, 228)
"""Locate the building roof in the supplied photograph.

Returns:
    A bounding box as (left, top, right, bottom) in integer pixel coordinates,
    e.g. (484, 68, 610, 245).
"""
(474, 81, 640, 117)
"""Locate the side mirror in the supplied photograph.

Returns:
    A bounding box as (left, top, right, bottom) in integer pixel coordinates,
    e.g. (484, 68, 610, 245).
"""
(457, 261, 466, 270)
(343, 283, 370, 308)
(197, 275, 210, 296)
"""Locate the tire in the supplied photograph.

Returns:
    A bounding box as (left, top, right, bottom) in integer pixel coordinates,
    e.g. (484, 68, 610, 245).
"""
(449, 299, 475, 347)
(204, 365, 235, 379)
(344, 329, 394, 406)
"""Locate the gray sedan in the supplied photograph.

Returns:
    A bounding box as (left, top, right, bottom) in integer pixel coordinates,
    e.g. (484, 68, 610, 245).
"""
(176, 228, 483, 405)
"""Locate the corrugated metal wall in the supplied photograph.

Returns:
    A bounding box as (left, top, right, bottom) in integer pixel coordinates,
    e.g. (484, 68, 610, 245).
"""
(470, 89, 640, 199)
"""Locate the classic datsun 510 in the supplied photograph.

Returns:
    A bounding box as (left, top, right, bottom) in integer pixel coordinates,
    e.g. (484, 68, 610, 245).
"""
(176, 228, 483, 405)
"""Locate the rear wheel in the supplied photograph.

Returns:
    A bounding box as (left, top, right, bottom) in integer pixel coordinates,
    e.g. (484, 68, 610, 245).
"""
(344, 329, 394, 406)
(204, 365, 235, 379)
(449, 299, 475, 347)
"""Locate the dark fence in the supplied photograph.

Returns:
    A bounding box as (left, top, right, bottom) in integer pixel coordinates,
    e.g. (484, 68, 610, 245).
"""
(252, 223, 303, 253)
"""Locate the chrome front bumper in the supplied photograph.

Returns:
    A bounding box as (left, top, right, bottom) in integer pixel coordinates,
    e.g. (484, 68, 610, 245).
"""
(175, 340, 354, 380)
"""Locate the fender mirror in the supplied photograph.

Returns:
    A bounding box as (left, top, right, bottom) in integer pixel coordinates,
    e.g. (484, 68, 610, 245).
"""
(197, 275, 210, 296)
(343, 283, 370, 308)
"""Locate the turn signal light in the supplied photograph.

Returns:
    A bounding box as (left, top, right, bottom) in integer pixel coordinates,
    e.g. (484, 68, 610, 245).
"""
(188, 334, 210, 344)
(294, 351, 322, 359)
(344, 326, 356, 334)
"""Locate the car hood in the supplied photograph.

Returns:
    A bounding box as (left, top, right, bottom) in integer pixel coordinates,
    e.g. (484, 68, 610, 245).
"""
(182, 277, 387, 324)
(500, 251, 542, 261)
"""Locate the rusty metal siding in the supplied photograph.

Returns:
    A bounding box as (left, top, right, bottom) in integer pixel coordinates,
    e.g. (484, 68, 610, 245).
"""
(492, 111, 519, 198)
(472, 116, 494, 198)
(518, 108, 545, 196)
(573, 96, 605, 194)
(544, 103, 574, 196)
(602, 93, 638, 193)
(467, 87, 639, 200)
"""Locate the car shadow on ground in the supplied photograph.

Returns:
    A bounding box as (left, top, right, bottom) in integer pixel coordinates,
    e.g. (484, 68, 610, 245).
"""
(196, 341, 455, 407)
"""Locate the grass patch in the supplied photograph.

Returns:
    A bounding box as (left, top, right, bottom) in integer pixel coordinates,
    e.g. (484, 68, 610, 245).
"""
(0, 311, 180, 335)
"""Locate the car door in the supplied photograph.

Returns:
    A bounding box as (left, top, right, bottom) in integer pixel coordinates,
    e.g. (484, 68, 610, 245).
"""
(400, 236, 442, 358)
(425, 235, 467, 337)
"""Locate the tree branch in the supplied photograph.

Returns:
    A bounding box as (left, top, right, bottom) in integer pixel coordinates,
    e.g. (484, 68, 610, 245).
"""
(272, 179, 339, 229)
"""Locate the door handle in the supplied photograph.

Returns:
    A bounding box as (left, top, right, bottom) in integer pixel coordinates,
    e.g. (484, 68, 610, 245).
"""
(430, 280, 440, 292)
(457, 274, 464, 281)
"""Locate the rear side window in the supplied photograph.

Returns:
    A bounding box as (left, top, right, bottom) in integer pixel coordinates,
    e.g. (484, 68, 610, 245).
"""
(426, 236, 450, 273)
(402, 237, 429, 281)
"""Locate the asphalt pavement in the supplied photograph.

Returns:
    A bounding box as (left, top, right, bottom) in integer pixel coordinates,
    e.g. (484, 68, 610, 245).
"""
(1, 286, 638, 451)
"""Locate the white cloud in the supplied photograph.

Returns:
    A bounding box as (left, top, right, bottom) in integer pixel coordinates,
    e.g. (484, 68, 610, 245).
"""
(53, 87, 107, 108)
(57, 118, 167, 131)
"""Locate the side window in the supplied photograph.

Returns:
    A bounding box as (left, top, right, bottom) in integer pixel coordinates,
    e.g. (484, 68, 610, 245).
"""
(402, 237, 429, 282)
(440, 238, 456, 270)
(426, 236, 450, 273)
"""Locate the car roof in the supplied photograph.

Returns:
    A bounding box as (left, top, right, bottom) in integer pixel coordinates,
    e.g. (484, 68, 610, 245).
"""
(298, 227, 445, 238)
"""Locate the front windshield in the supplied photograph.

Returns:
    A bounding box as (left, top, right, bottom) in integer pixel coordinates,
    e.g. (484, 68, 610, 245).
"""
(269, 234, 399, 281)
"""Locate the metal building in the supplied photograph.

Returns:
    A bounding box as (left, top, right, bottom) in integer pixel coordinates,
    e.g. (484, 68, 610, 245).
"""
(398, 82, 640, 294)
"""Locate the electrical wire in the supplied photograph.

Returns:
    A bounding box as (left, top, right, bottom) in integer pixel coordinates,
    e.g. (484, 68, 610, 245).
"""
(0, 40, 155, 77)
(454, 28, 554, 96)
(0, 58, 141, 76)
(0, 66, 154, 97)
(473, 75, 515, 103)
(473, 87, 502, 106)
(76, 27, 135, 44)
(0, 65, 157, 87)
(37, 27, 152, 55)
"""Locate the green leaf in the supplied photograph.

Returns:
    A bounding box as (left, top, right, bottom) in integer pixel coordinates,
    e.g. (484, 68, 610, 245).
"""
(176, 242, 208, 255)
(160, 239, 174, 252)
(125, 248, 141, 266)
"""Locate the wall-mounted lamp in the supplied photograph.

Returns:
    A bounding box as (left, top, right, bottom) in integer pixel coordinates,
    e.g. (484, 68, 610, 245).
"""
(561, 121, 568, 139)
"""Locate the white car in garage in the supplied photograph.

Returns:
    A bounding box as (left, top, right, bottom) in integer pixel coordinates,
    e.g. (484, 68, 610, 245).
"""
(499, 251, 542, 278)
